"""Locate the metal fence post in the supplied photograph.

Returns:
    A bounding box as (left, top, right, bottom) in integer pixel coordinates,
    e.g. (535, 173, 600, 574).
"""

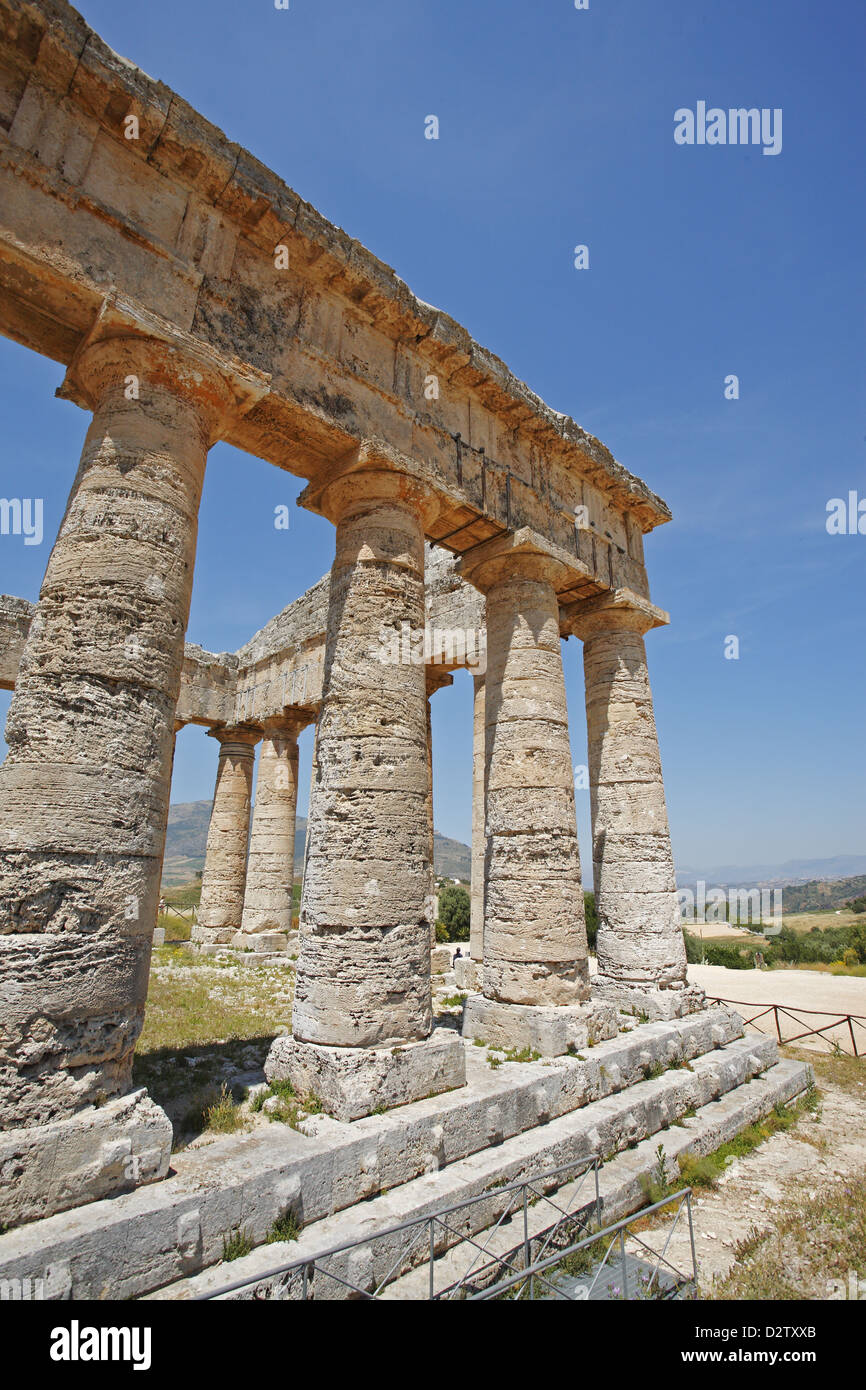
(429, 1218, 436, 1300)
(686, 1193, 698, 1295)
(594, 1158, 602, 1229)
(619, 1228, 628, 1300)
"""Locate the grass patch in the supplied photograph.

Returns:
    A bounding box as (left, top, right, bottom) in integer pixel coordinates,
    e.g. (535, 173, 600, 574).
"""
(267, 1210, 302, 1244)
(159, 910, 192, 942)
(439, 993, 467, 1008)
(222, 1228, 254, 1262)
(677, 1087, 819, 1192)
(249, 1079, 322, 1128)
(782, 1045, 865, 1095)
(137, 955, 293, 1054)
(204, 1083, 246, 1134)
(710, 1171, 866, 1300)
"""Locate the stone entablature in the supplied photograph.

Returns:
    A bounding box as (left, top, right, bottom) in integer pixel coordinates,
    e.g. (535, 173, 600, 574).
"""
(0, 548, 486, 727)
(0, 0, 666, 599)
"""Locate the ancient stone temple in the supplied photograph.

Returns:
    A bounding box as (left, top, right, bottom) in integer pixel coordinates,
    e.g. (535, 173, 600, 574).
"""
(0, 3, 810, 1293)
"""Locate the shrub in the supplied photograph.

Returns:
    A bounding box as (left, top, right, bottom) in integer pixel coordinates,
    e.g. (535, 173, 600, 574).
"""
(204, 1084, 244, 1133)
(438, 884, 470, 941)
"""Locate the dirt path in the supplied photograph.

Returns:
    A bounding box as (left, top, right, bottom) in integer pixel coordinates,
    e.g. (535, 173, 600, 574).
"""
(637, 1050, 866, 1297)
(688, 964, 866, 1054)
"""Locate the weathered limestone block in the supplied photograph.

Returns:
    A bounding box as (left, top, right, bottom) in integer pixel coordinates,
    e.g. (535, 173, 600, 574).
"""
(459, 540, 589, 1010)
(430, 944, 452, 975)
(569, 593, 701, 1016)
(462, 994, 617, 1056)
(0, 336, 230, 1156)
(0, 1089, 171, 1230)
(193, 728, 258, 946)
(453, 956, 481, 991)
(240, 717, 306, 940)
(266, 1029, 466, 1124)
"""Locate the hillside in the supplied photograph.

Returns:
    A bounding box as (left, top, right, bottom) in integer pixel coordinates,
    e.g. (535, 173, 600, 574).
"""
(777, 874, 866, 914)
(676, 855, 866, 890)
(162, 800, 471, 887)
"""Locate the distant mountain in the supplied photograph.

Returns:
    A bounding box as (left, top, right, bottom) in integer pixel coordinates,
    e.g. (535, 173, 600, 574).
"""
(164, 801, 860, 900)
(675, 856, 866, 891)
(162, 800, 472, 887)
(432, 832, 471, 881)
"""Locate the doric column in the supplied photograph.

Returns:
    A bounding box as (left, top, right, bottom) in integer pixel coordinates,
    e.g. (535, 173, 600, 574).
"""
(240, 716, 307, 948)
(424, 667, 452, 949)
(457, 533, 614, 1056)
(570, 591, 703, 1019)
(265, 467, 465, 1118)
(469, 672, 486, 965)
(193, 727, 259, 947)
(0, 333, 238, 1227)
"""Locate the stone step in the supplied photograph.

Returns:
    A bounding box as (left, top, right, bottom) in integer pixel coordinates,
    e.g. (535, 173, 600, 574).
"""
(149, 1036, 806, 1300)
(0, 1007, 747, 1300)
(379, 1057, 811, 1299)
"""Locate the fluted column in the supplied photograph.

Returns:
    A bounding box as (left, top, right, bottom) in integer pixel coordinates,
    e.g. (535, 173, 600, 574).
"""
(469, 672, 486, 964)
(474, 561, 588, 1005)
(572, 592, 702, 1019)
(240, 717, 306, 946)
(424, 667, 452, 949)
(0, 334, 236, 1226)
(265, 467, 465, 1118)
(194, 727, 258, 947)
(457, 535, 615, 1056)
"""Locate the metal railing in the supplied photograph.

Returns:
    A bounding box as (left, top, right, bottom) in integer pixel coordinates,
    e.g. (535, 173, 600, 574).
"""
(470, 1188, 697, 1301)
(197, 1154, 603, 1301)
(708, 997, 866, 1056)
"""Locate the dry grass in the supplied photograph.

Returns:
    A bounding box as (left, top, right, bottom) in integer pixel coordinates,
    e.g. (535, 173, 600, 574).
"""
(710, 1170, 866, 1300)
(134, 945, 296, 1148)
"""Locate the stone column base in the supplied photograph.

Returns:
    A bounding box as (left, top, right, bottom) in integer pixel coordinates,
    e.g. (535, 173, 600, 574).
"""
(231, 930, 289, 954)
(190, 924, 236, 948)
(461, 993, 618, 1056)
(0, 1089, 172, 1231)
(591, 976, 707, 1021)
(265, 1029, 467, 1122)
(430, 944, 452, 975)
(454, 957, 481, 991)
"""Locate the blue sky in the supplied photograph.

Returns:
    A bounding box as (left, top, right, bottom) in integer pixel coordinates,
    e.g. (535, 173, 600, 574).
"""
(1, 0, 864, 875)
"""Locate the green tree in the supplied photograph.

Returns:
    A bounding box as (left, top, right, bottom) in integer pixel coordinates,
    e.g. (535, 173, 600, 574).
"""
(438, 884, 470, 941)
(583, 891, 598, 951)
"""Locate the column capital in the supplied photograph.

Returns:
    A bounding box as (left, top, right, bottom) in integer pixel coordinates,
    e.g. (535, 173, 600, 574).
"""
(458, 526, 589, 595)
(299, 443, 444, 529)
(56, 294, 270, 442)
(563, 587, 669, 640)
(208, 725, 260, 757)
(261, 713, 310, 741)
(425, 668, 454, 698)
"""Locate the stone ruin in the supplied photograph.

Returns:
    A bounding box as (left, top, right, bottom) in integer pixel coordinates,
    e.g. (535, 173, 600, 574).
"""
(0, 1, 810, 1297)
